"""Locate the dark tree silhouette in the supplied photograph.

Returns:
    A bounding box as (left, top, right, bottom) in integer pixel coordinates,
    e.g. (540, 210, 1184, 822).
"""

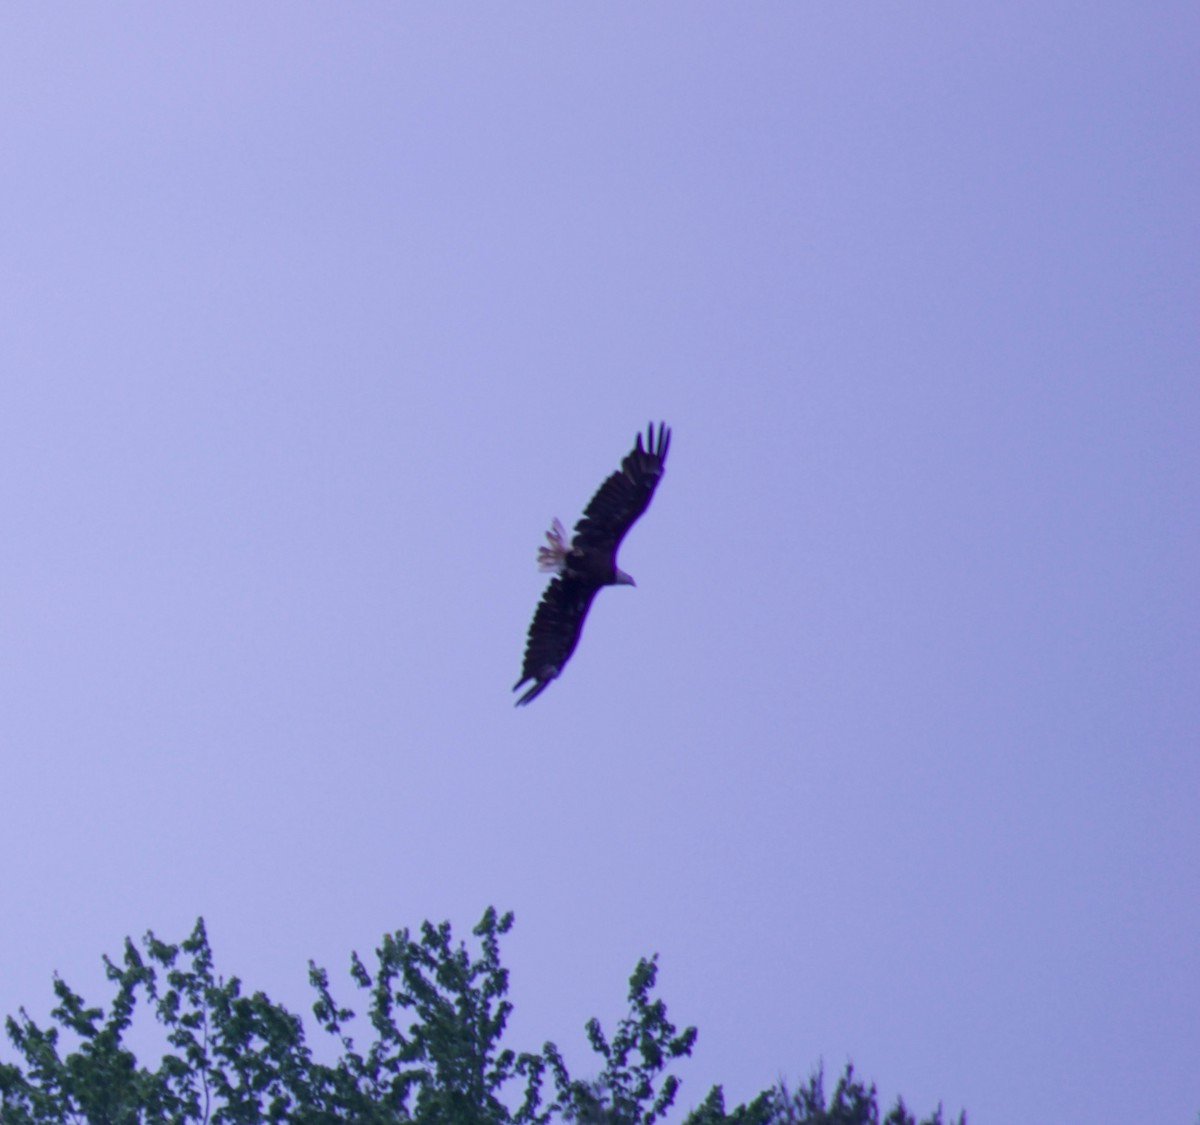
(1, 908, 963, 1125)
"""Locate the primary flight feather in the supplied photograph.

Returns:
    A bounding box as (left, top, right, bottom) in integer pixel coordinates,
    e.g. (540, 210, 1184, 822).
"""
(514, 422, 671, 706)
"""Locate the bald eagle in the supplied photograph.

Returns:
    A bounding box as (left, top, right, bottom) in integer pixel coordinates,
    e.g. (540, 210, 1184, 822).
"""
(514, 422, 671, 706)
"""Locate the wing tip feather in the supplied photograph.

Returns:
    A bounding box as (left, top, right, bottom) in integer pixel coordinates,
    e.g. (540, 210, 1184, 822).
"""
(643, 420, 670, 462)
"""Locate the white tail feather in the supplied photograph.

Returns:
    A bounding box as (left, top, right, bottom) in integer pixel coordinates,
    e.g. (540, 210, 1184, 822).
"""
(536, 517, 569, 573)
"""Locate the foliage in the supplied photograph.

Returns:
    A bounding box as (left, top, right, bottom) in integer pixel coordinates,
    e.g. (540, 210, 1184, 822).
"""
(687, 1068, 963, 1125)
(0, 908, 962, 1125)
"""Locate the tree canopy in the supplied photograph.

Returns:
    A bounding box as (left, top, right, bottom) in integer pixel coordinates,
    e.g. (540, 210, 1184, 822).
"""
(1, 908, 963, 1125)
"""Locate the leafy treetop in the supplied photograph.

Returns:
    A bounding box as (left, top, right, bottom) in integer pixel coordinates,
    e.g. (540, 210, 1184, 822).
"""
(0, 908, 963, 1125)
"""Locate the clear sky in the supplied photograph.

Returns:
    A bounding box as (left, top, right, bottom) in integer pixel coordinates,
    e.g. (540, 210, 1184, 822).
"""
(2, 5, 1197, 1123)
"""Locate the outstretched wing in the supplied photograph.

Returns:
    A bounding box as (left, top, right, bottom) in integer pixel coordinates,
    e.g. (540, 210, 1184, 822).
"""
(571, 422, 671, 554)
(513, 575, 601, 706)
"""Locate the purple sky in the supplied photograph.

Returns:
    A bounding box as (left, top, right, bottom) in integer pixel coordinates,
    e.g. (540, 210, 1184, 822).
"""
(2, 6, 1197, 1122)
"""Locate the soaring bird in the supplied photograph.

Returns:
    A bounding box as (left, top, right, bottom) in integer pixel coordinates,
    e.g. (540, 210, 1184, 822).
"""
(514, 422, 671, 706)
